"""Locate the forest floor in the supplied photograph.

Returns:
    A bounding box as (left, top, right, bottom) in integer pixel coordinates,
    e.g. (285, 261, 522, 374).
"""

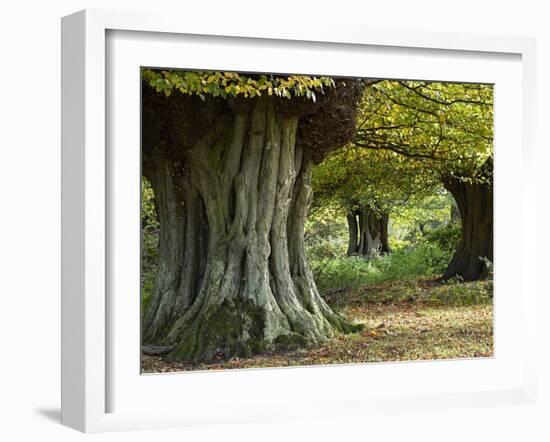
(141, 277, 493, 373)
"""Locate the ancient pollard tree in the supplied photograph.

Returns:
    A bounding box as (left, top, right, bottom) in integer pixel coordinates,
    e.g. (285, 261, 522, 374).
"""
(141, 71, 363, 363)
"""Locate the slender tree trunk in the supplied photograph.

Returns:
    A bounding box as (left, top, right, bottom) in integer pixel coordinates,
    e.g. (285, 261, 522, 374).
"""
(163, 99, 358, 363)
(441, 173, 493, 281)
(364, 209, 381, 257)
(346, 210, 359, 256)
(379, 212, 391, 254)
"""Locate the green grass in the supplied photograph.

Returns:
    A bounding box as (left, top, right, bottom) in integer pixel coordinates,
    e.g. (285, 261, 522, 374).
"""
(324, 276, 493, 307)
(312, 240, 454, 294)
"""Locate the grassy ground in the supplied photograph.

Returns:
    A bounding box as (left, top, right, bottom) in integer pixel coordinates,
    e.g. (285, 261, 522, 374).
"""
(142, 277, 493, 373)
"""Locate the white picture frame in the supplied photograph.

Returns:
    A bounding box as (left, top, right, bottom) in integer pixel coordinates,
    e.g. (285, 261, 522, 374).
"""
(61, 9, 537, 433)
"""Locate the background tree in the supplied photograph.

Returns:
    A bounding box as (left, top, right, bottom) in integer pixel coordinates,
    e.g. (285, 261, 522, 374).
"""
(352, 80, 493, 280)
(142, 70, 363, 363)
(312, 144, 439, 258)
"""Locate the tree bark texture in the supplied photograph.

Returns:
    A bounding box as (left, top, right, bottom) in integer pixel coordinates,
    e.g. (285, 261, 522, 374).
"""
(148, 99, 359, 363)
(141, 158, 208, 343)
(441, 169, 493, 281)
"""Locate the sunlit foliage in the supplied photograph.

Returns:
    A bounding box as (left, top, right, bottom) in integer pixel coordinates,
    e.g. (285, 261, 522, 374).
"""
(143, 69, 335, 101)
(356, 80, 493, 179)
(312, 80, 493, 217)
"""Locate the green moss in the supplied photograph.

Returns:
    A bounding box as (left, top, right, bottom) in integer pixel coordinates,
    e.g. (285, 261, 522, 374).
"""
(166, 298, 270, 363)
(273, 333, 310, 351)
(165, 295, 363, 364)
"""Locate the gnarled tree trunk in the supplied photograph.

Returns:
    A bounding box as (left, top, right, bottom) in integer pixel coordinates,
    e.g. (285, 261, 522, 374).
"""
(163, 99, 358, 363)
(346, 206, 390, 257)
(441, 169, 493, 281)
(141, 75, 364, 362)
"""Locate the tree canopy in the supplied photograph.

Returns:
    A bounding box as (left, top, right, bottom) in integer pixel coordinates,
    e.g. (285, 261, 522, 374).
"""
(355, 80, 493, 178)
(312, 79, 493, 214)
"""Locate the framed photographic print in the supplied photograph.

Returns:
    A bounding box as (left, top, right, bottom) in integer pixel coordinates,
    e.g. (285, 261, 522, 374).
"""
(61, 9, 537, 433)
